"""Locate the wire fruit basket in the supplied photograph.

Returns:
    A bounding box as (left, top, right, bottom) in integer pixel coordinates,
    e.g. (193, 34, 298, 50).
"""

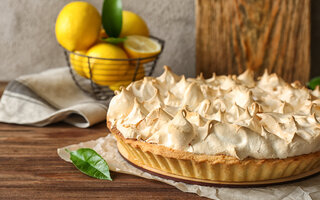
(64, 36, 165, 101)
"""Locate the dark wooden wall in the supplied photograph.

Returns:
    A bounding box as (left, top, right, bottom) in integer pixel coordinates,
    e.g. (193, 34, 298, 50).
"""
(196, 0, 320, 83)
(311, 0, 320, 78)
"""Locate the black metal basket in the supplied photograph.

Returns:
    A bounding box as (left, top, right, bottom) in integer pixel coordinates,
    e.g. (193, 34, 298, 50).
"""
(64, 36, 165, 101)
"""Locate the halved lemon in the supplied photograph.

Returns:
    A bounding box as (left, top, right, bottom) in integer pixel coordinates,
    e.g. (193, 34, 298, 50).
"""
(123, 35, 161, 63)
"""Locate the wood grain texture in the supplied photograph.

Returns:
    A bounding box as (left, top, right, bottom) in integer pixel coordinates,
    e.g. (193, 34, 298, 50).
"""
(196, 0, 310, 83)
(0, 83, 204, 199)
(311, 0, 320, 79)
(0, 122, 207, 199)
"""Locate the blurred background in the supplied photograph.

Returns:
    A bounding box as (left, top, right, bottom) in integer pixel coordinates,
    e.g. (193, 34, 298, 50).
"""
(1, 0, 320, 81)
(0, 0, 195, 80)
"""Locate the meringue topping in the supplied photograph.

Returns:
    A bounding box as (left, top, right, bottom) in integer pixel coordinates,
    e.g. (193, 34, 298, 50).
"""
(108, 66, 320, 160)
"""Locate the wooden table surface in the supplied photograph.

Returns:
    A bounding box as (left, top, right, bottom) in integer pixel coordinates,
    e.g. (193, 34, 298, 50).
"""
(0, 122, 207, 199)
(0, 78, 204, 200)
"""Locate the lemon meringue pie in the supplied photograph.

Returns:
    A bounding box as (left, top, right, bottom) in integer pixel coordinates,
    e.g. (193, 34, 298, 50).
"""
(107, 66, 320, 184)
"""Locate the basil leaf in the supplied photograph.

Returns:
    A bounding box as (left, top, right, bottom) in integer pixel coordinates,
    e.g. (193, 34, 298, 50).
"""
(66, 148, 112, 180)
(102, 0, 122, 38)
(101, 37, 127, 44)
(307, 77, 320, 90)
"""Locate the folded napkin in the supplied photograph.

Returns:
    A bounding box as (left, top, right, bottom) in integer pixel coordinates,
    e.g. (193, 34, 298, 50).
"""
(0, 67, 108, 128)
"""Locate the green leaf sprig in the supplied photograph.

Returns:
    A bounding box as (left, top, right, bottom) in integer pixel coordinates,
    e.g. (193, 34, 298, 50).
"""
(101, 37, 127, 44)
(66, 148, 112, 180)
(308, 77, 320, 90)
(101, 0, 126, 44)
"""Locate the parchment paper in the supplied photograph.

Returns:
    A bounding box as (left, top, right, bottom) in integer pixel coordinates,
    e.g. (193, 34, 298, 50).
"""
(57, 134, 320, 200)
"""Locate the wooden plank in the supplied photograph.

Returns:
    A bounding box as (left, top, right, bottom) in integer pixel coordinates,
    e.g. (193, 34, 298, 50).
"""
(196, 0, 310, 83)
(0, 122, 205, 199)
(0, 82, 204, 199)
(311, 0, 320, 78)
(0, 83, 197, 200)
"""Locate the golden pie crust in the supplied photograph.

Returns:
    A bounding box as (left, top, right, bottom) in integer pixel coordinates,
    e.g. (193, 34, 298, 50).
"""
(108, 121, 320, 183)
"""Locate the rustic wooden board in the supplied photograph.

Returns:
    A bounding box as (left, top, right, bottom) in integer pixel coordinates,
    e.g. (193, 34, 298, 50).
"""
(196, 0, 310, 83)
(0, 122, 206, 199)
(0, 82, 204, 199)
(311, 0, 320, 78)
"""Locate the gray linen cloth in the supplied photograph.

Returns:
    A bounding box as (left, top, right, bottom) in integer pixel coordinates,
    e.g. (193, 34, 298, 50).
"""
(0, 67, 108, 128)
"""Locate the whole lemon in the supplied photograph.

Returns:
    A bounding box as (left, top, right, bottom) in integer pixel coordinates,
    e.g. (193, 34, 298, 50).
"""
(120, 11, 149, 37)
(85, 43, 131, 86)
(124, 64, 145, 81)
(55, 2, 101, 51)
(109, 65, 145, 91)
(70, 50, 88, 78)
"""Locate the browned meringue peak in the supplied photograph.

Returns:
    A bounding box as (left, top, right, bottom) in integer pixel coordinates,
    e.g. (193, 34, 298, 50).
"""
(143, 89, 163, 111)
(137, 108, 173, 140)
(247, 102, 262, 116)
(189, 73, 206, 85)
(214, 75, 237, 91)
(310, 103, 320, 119)
(257, 69, 286, 91)
(182, 82, 204, 110)
(276, 101, 294, 114)
(147, 109, 196, 150)
(225, 86, 254, 108)
(114, 98, 147, 139)
(277, 85, 311, 107)
(170, 75, 190, 98)
(185, 109, 206, 127)
(122, 98, 148, 126)
(293, 114, 320, 141)
(257, 70, 311, 109)
(237, 69, 256, 88)
(194, 99, 212, 116)
(164, 91, 182, 107)
(191, 121, 273, 160)
(127, 77, 158, 102)
(227, 103, 249, 121)
(257, 113, 297, 143)
(156, 65, 181, 90)
(108, 88, 134, 124)
(107, 66, 320, 160)
(235, 112, 262, 134)
(312, 86, 320, 98)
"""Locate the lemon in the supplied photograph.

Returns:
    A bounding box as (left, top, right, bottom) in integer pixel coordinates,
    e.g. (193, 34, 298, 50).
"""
(125, 64, 145, 81)
(55, 2, 101, 51)
(109, 81, 131, 91)
(109, 65, 145, 91)
(85, 43, 131, 86)
(70, 50, 88, 78)
(120, 11, 149, 37)
(124, 35, 161, 63)
(100, 29, 108, 39)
